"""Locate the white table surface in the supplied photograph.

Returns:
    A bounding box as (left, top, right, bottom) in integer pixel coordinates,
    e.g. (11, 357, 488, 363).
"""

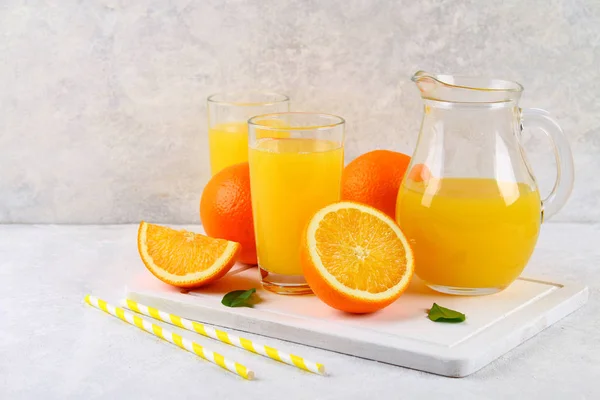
(1, 223, 599, 399)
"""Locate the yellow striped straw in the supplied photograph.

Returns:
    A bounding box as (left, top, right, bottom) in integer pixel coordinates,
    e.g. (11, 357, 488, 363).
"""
(122, 298, 325, 375)
(85, 295, 254, 380)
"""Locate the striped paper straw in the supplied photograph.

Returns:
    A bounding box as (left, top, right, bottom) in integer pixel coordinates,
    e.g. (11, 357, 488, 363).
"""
(123, 298, 325, 375)
(85, 295, 254, 380)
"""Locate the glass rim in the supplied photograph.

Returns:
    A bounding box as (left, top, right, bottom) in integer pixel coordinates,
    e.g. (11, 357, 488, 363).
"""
(207, 91, 290, 107)
(248, 112, 345, 131)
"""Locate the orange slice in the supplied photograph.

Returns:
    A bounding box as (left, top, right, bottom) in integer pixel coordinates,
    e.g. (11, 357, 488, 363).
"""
(301, 202, 414, 313)
(137, 221, 240, 288)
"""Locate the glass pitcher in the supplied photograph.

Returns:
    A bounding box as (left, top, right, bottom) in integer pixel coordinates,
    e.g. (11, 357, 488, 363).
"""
(396, 71, 574, 295)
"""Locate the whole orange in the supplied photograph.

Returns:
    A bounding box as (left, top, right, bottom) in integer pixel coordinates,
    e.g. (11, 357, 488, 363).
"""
(200, 162, 257, 265)
(341, 150, 411, 220)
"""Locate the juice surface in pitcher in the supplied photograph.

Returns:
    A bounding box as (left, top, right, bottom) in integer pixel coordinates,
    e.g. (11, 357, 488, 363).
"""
(396, 177, 541, 291)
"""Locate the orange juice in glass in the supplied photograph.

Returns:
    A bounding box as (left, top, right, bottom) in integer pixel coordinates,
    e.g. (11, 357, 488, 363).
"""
(207, 92, 289, 176)
(248, 113, 345, 294)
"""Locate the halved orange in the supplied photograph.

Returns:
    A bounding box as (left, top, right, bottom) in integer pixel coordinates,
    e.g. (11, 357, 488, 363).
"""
(138, 221, 240, 288)
(301, 202, 414, 314)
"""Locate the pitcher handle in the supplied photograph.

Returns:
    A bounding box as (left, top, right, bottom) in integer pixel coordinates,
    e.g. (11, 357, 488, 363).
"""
(520, 108, 574, 222)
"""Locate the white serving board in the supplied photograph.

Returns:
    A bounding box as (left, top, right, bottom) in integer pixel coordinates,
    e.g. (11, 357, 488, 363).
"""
(126, 264, 588, 377)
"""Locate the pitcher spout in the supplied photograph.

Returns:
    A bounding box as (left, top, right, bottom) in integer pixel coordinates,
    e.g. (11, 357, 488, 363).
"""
(412, 71, 523, 104)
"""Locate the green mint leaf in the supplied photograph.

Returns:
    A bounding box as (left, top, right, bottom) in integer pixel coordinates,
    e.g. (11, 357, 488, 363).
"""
(427, 303, 466, 323)
(221, 288, 257, 308)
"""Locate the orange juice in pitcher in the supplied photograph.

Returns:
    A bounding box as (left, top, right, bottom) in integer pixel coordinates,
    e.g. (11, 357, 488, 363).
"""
(397, 178, 541, 292)
(396, 71, 574, 295)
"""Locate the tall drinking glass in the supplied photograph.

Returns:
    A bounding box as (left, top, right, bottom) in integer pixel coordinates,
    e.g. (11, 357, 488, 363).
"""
(248, 113, 345, 294)
(207, 92, 289, 176)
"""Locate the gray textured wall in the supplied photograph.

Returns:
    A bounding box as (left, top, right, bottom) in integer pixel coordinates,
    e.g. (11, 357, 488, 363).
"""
(1, 0, 599, 223)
